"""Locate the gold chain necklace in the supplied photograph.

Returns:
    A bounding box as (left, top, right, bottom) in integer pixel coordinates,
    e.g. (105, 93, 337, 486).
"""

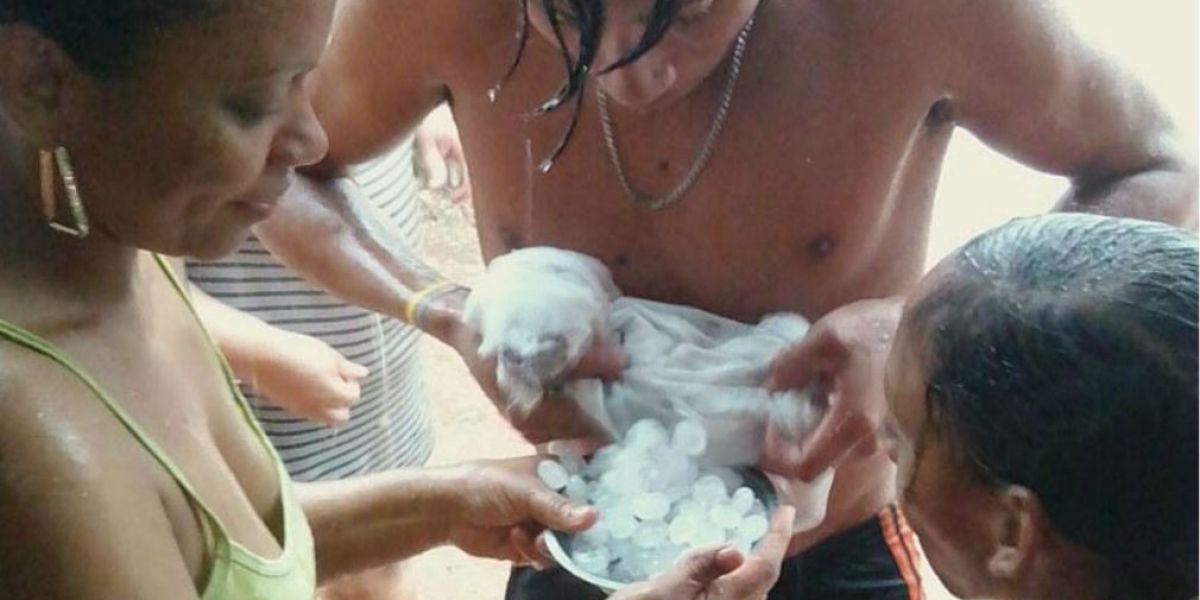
(597, 14, 756, 210)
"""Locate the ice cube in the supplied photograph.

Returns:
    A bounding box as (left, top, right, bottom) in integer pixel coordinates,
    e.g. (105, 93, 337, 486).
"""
(737, 514, 770, 542)
(644, 546, 679, 576)
(710, 503, 744, 530)
(614, 464, 646, 495)
(633, 520, 669, 549)
(657, 450, 695, 488)
(671, 420, 708, 456)
(668, 512, 699, 546)
(640, 464, 669, 493)
(600, 465, 643, 495)
(690, 524, 728, 548)
(571, 545, 611, 576)
(692, 474, 728, 505)
(611, 560, 640, 584)
(711, 467, 744, 490)
(537, 460, 569, 491)
(598, 470, 621, 494)
(748, 498, 768, 516)
(606, 507, 638, 540)
(591, 487, 621, 513)
(549, 443, 586, 475)
(611, 536, 639, 560)
(587, 445, 621, 475)
(631, 492, 671, 521)
(731, 487, 756, 516)
(617, 550, 649, 581)
(578, 520, 610, 547)
(664, 485, 691, 503)
(626, 419, 669, 450)
(673, 499, 705, 520)
(565, 475, 590, 504)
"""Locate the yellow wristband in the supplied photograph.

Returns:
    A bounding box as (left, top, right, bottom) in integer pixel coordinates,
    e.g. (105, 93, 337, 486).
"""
(405, 281, 461, 325)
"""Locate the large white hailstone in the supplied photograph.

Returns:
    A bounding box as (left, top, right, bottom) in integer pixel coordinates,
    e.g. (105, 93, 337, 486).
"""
(546, 418, 775, 584)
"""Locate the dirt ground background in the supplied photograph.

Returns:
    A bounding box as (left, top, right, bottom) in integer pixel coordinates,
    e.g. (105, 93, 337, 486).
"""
(401, 2, 1196, 597)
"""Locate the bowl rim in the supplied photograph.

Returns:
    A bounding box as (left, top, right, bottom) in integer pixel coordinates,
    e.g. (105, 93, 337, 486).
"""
(544, 529, 626, 592)
(543, 466, 779, 593)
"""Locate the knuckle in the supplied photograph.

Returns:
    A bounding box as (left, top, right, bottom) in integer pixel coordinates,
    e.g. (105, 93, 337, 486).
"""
(842, 413, 874, 438)
(524, 429, 551, 444)
(822, 328, 852, 357)
(757, 557, 782, 582)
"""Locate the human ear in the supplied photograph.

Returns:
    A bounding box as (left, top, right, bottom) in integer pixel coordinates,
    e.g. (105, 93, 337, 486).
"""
(985, 485, 1043, 581)
(0, 24, 74, 146)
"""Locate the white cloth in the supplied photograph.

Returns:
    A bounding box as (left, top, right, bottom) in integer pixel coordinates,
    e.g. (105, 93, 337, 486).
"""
(465, 247, 824, 466)
(465, 247, 834, 530)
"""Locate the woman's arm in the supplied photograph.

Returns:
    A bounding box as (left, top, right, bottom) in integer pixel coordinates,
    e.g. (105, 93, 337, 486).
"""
(296, 457, 597, 583)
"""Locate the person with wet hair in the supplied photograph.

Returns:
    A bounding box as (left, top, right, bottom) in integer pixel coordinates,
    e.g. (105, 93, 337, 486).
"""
(883, 213, 1198, 600)
(256, 0, 1195, 598)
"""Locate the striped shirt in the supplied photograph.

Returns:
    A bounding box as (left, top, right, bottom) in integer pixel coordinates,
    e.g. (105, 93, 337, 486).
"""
(188, 142, 433, 481)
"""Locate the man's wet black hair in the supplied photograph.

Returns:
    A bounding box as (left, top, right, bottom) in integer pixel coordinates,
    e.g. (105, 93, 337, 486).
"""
(909, 213, 1199, 600)
(495, 0, 682, 170)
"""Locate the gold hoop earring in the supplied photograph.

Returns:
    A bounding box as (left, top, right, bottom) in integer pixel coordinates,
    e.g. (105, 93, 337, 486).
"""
(39, 147, 90, 238)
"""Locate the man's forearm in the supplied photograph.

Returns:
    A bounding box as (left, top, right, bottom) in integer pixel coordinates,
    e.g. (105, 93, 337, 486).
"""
(296, 467, 460, 583)
(1058, 160, 1198, 228)
(254, 174, 452, 325)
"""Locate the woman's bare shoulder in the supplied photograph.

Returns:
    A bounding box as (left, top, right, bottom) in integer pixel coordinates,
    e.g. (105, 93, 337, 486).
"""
(0, 348, 199, 598)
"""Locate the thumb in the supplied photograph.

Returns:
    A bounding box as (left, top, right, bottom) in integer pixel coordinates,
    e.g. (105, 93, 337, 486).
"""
(647, 544, 744, 595)
(793, 402, 873, 481)
(339, 358, 370, 381)
(325, 407, 352, 427)
(766, 327, 846, 391)
(568, 343, 628, 381)
(679, 545, 745, 585)
(757, 424, 807, 477)
(520, 484, 598, 533)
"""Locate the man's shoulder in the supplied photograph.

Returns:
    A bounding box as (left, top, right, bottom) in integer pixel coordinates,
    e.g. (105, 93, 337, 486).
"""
(815, 0, 1031, 37)
(359, 0, 514, 51)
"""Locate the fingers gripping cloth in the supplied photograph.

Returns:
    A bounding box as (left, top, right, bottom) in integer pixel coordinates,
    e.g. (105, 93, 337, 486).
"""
(464, 247, 621, 408)
(464, 248, 835, 531)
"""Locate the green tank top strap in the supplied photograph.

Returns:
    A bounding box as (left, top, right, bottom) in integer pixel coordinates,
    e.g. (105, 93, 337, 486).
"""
(152, 254, 284, 459)
(0, 318, 219, 505)
(153, 254, 317, 595)
(0, 253, 316, 599)
(0, 314, 234, 567)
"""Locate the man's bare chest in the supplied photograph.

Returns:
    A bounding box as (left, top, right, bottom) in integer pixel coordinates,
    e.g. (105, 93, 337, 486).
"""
(452, 23, 951, 317)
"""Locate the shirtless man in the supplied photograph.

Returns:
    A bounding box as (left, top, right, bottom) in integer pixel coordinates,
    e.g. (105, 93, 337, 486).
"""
(257, 1, 1196, 597)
